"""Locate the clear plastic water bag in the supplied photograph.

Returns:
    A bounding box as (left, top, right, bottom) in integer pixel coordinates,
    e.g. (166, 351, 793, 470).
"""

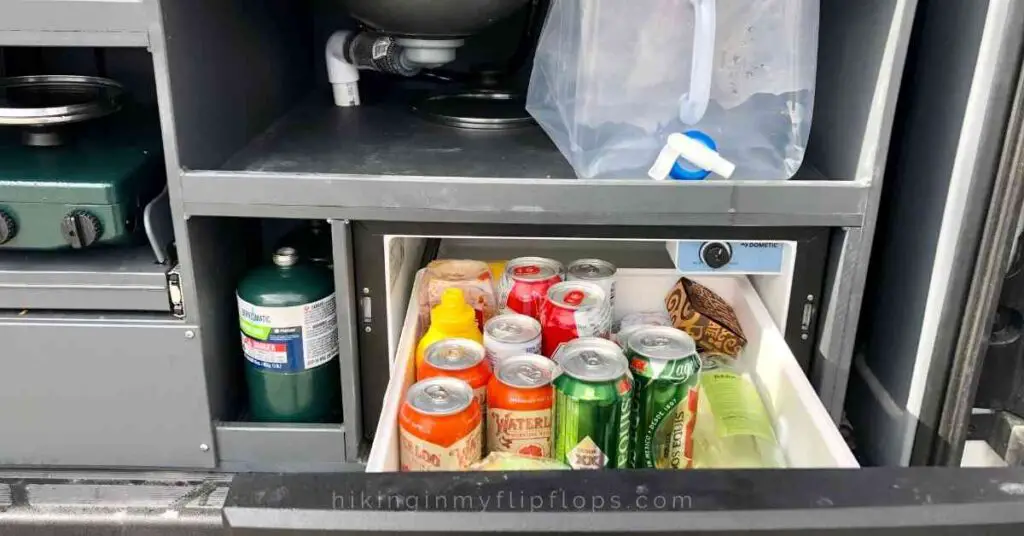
(526, 0, 819, 180)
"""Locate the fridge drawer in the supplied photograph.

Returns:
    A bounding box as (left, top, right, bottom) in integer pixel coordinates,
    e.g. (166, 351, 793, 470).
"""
(367, 268, 857, 471)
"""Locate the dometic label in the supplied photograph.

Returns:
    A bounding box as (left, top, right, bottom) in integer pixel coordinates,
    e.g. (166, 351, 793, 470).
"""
(399, 423, 483, 471)
(238, 294, 339, 372)
(671, 241, 786, 274)
(487, 408, 553, 457)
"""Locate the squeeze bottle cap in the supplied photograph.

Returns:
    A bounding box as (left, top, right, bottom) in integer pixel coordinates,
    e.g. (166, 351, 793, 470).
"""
(431, 288, 476, 328)
(648, 130, 736, 181)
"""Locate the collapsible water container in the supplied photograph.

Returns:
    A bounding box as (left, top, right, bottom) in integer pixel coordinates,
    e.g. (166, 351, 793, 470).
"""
(526, 0, 819, 180)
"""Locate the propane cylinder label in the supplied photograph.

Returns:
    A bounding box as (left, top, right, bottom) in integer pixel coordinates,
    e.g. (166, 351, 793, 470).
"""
(238, 294, 339, 372)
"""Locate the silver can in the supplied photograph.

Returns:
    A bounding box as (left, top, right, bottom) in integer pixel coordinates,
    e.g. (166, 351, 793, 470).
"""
(567, 258, 617, 308)
(551, 336, 624, 364)
(484, 313, 543, 367)
(405, 377, 475, 416)
(424, 338, 487, 371)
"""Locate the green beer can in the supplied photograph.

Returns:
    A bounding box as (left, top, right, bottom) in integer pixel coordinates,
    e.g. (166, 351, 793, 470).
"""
(552, 338, 633, 469)
(627, 326, 702, 469)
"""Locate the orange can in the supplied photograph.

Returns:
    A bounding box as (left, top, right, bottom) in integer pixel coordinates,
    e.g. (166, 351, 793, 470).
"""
(418, 338, 491, 411)
(486, 354, 558, 458)
(399, 377, 483, 471)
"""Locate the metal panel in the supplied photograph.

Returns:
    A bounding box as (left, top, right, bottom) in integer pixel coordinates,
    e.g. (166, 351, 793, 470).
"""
(812, 0, 920, 421)
(150, 1, 312, 426)
(214, 422, 356, 473)
(0, 29, 148, 47)
(932, 36, 1024, 465)
(174, 217, 250, 421)
(0, 245, 170, 312)
(147, 0, 204, 332)
(810, 0, 913, 180)
(0, 472, 227, 535)
(26, 484, 193, 507)
(847, 0, 1024, 466)
(331, 220, 364, 460)
(0, 312, 216, 468)
(157, 0, 314, 170)
(0, 0, 151, 47)
(223, 469, 1024, 534)
(182, 171, 868, 227)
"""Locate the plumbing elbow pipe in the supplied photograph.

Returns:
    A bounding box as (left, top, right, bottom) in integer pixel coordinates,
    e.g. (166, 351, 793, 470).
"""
(326, 31, 360, 107)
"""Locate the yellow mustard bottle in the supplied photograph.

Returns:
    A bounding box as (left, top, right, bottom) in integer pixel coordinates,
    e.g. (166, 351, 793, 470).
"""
(416, 288, 483, 379)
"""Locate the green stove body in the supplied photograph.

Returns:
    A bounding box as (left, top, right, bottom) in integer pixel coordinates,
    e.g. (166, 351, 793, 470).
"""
(0, 112, 163, 250)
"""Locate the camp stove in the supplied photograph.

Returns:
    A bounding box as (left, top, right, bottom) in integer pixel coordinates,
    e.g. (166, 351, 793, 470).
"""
(0, 75, 163, 250)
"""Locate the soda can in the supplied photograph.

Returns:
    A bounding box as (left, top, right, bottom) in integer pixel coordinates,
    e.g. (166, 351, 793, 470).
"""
(497, 257, 564, 321)
(419, 338, 492, 412)
(487, 354, 558, 457)
(552, 339, 633, 469)
(551, 336, 624, 364)
(626, 326, 702, 469)
(540, 281, 612, 357)
(567, 259, 617, 308)
(399, 377, 483, 471)
(483, 313, 543, 367)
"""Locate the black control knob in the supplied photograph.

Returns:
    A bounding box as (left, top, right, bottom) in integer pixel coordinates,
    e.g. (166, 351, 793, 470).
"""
(61, 210, 102, 249)
(700, 241, 733, 269)
(0, 210, 16, 245)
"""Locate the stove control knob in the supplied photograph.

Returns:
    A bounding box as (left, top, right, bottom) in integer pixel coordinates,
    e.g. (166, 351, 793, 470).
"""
(61, 210, 103, 249)
(700, 241, 733, 269)
(0, 210, 16, 245)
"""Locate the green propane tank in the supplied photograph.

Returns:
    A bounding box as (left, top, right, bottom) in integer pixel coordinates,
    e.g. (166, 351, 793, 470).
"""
(237, 247, 341, 423)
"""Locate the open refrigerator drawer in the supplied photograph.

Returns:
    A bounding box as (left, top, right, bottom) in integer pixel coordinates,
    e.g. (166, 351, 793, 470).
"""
(363, 233, 854, 471)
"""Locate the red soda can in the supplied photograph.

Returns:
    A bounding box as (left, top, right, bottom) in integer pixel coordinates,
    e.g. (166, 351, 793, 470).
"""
(540, 281, 612, 357)
(497, 257, 564, 321)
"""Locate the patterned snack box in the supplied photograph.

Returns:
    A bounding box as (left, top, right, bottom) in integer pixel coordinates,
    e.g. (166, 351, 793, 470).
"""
(664, 277, 747, 358)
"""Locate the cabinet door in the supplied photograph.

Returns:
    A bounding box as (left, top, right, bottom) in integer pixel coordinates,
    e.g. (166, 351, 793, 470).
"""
(0, 314, 215, 468)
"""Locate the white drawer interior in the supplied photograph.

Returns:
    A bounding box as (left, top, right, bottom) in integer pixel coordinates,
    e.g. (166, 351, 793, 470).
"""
(367, 267, 857, 471)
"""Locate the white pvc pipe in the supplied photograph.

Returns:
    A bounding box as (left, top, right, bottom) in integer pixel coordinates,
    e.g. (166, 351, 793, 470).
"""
(326, 30, 360, 107)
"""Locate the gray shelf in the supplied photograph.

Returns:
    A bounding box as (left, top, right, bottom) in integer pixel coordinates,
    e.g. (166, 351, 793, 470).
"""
(180, 93, 868, 227)
(0, 244, 171, 312)
(0, 0, 152, 47)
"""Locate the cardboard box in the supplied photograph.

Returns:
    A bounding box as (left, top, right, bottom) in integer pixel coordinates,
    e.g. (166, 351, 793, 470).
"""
(665, 277, 747, 357)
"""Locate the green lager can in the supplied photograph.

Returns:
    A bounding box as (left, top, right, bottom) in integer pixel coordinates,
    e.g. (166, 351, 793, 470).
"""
(552, 338, 633, 469)
(627, 326, 702, 469)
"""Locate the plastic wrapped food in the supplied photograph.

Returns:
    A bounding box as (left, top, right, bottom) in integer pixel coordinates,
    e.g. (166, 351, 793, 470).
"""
(469, 452, 571, 471)
(692, 354, 786, 468)
(419, 260, 497, 333)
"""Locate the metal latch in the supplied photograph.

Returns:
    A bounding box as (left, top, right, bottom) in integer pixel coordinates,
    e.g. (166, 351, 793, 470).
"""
(168, 265, 185, 319)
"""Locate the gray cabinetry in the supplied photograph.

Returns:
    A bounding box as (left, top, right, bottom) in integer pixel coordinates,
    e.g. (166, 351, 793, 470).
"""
(0, 0, 152, 47)
(0, 313, 214, 468)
